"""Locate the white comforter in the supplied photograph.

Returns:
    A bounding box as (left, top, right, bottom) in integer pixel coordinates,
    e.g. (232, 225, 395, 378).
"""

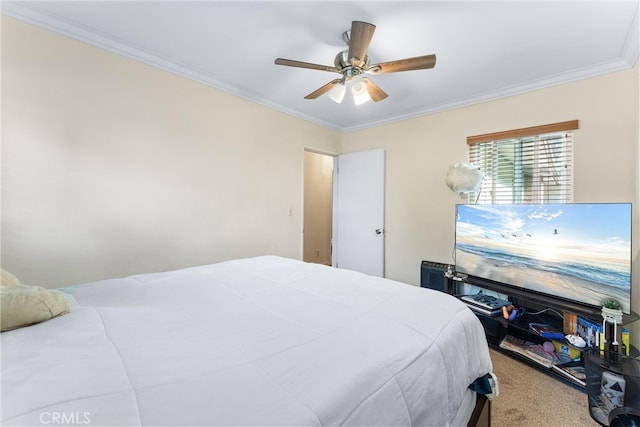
(2, 256, 492, 426)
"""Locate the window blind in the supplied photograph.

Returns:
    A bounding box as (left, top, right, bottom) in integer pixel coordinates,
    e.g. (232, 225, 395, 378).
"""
(467, 121, 577, 204)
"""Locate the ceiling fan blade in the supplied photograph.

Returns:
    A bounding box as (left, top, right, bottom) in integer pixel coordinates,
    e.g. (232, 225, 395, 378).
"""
(304, 79, 342, 99)
(368, 54, 436, 74)
(348, 21, 376, 67)
(363, 78, 388, 102)
(275, 58, 339, 73)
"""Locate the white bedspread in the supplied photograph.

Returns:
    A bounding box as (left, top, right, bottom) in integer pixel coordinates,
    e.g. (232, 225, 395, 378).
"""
(2, 256, 492, 426)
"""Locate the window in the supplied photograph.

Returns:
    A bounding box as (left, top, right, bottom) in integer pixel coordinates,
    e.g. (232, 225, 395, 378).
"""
(467, 120, 578, 204)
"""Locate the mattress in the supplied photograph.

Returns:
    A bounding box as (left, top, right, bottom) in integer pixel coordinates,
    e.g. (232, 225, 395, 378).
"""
(1, 256, 493, 426)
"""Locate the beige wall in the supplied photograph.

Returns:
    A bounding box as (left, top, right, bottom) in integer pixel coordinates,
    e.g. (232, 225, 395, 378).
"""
(1, 17, 341, 286)
(342, 63, 639, 345)
(2, 17, 639, 345)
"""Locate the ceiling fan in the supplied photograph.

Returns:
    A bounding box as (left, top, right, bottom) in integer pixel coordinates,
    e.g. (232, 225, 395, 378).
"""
(274, 21, 436, 105)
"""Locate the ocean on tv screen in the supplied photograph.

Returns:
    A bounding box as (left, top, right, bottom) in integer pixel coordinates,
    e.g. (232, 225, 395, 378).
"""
(455, 203, 632, 314)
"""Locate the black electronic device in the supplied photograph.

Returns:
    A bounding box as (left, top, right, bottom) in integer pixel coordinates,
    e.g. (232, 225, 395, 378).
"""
(420, 260, 451, 293)
(461, 294, 511, 316)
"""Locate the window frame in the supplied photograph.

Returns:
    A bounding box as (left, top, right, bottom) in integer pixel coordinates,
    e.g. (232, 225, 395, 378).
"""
(466, 120, 578, 204)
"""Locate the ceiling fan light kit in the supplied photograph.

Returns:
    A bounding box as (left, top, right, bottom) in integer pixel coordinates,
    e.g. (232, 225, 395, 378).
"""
(275, 20, 436, 105)
(327, 81, 346, 103)
(350, 75, 371, 105)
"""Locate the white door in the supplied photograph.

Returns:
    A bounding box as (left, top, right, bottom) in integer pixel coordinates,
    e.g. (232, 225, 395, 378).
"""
(332, 149, 385, 276)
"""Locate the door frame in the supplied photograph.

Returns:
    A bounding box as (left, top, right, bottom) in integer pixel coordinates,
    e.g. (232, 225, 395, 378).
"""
(301, 147, 338, 264)
(302, 147, 386, 276)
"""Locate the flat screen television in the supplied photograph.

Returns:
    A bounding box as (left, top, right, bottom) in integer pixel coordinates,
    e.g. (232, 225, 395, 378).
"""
(455, 203, 633, 314)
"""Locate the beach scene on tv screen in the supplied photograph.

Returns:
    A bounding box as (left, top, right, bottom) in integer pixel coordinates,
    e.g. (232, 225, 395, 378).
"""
(455, 203, 632, 313)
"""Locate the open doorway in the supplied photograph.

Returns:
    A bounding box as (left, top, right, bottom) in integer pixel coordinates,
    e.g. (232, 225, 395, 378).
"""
(303, 150, 334, 265)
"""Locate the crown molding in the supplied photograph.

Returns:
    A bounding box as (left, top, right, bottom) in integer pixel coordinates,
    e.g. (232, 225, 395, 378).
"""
(621, 4, 639, 67)
(3, 2, 638, 134)
(1, 3, 343, 132)
(343, 55, 635, 132)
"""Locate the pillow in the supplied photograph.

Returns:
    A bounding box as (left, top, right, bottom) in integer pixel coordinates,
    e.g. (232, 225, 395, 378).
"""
(1, 269, 20, 287)
(1, 283, 70, 331)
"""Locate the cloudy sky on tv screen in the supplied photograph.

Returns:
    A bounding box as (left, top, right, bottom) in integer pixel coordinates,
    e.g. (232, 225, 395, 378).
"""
(455, 203, 632, 313)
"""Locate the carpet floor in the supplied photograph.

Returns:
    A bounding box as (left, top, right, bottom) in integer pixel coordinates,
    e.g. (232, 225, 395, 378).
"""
(489, 348, 600, 427)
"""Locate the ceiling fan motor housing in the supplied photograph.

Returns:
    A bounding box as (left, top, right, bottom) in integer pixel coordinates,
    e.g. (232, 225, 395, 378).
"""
(334, 50, 369, 80)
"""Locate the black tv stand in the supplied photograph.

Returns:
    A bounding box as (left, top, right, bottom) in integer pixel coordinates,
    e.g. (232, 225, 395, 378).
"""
(447, 274, 639, 391)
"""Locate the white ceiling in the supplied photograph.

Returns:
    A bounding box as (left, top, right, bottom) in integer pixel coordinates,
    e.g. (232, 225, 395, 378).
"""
(2, 1, 638, 132)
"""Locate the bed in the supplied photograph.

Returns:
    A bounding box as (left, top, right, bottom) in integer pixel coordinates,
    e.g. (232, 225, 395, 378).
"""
(1, 256, 495, 426)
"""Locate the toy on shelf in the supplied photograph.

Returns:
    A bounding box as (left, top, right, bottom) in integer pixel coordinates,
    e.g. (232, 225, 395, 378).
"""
(502, 305, 524, 321)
